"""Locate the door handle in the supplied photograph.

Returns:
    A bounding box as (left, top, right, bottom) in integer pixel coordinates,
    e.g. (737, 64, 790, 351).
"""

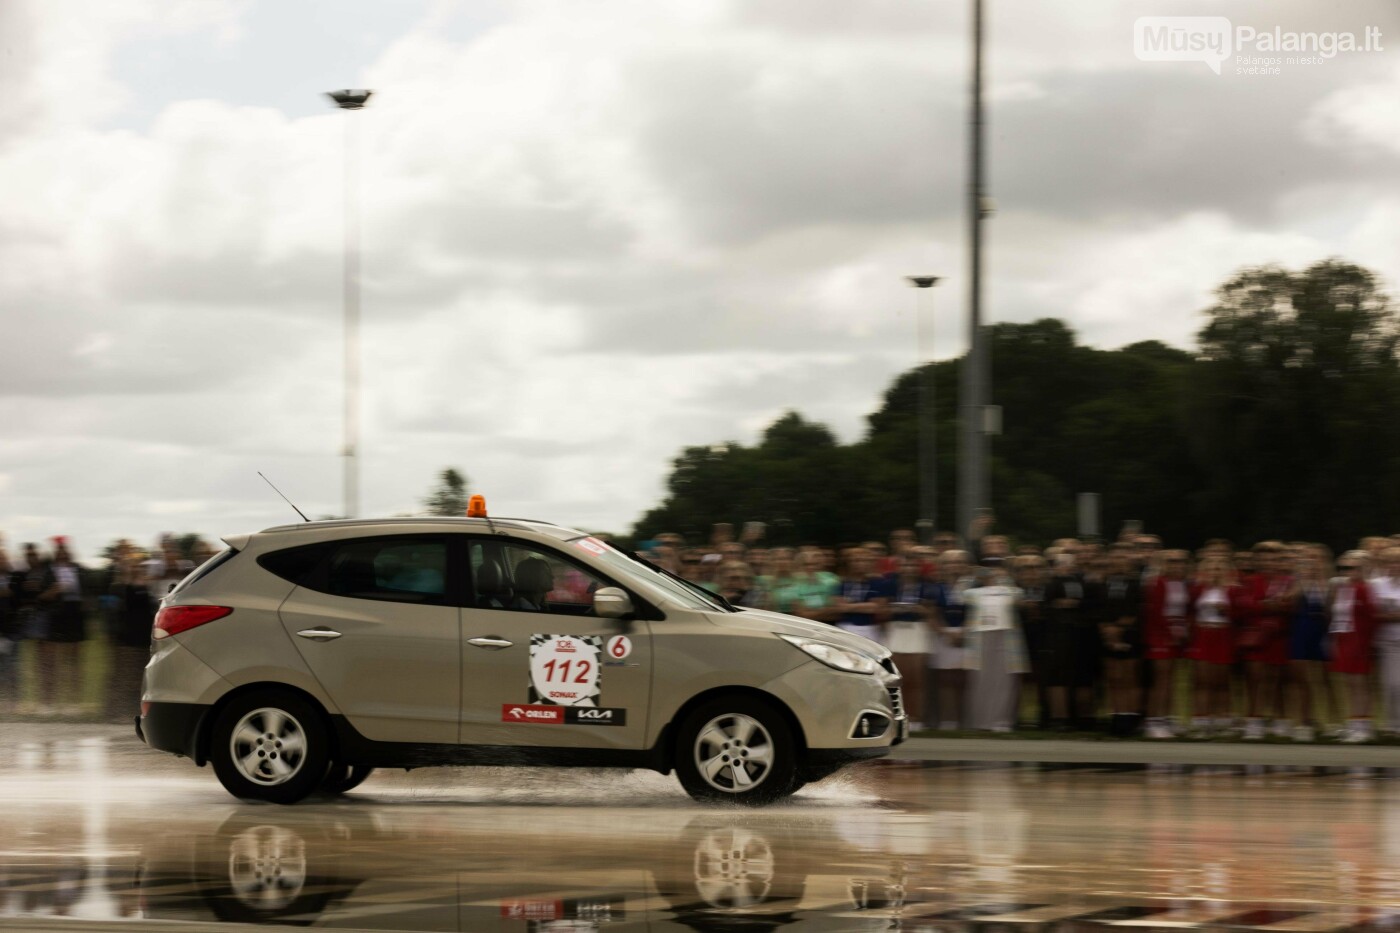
(297, 628, 343, 641)
(468, 636, 513, 650)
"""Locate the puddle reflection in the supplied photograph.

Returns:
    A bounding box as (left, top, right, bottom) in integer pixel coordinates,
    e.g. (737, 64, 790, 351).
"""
(4, 742, 1400, 931)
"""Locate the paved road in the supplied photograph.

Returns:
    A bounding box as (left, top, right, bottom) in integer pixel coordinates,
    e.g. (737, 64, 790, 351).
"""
(4, 723, 1400, 932)
(8, 721, 1400, 766)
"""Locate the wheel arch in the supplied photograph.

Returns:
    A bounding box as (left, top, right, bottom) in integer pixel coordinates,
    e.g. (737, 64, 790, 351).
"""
(662, 685, 808, 767)
(195, 682, 338, 767)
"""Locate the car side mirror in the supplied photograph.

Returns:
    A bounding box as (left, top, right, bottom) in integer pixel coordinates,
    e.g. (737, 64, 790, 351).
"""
(593, 587, 634, 619)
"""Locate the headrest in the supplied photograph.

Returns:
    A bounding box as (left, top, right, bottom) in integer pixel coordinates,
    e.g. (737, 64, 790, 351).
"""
(476, 560, 509, 596)
(514, 557, 554, 593)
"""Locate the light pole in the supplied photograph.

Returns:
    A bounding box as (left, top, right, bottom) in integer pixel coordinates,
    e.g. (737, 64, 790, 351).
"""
(957, 0, 992, 541)
(326, 89, 372, 519)
(906, 276, 941, 543)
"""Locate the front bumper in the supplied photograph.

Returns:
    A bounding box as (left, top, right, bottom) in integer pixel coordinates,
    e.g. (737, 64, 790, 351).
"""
(137, 701, 210, 763)
(763, 660, 906, 751)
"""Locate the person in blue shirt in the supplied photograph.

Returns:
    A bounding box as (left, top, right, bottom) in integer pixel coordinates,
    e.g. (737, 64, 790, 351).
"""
(885, 554, 937, 731)
(833, 547, 891, 644)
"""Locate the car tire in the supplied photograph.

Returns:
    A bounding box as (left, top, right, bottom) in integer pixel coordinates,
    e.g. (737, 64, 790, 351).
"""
(674, 696, 799, 805)
(210, 691, 331, 805)
(319, 763, 374, 796)
(653, 819, 806, 913)
(197, 822, 334, 923)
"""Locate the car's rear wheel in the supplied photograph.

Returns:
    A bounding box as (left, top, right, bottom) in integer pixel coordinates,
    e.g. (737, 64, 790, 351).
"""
(674, 696, 798, 805)
(210, 691, 330, 804)
(319, 763, 374, 796)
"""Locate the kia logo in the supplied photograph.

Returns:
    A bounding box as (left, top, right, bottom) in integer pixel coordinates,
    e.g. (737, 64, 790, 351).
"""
(578, 709, 611, 719)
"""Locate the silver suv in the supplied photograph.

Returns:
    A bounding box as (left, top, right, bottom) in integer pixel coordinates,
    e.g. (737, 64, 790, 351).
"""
(137, 516, 906, 804)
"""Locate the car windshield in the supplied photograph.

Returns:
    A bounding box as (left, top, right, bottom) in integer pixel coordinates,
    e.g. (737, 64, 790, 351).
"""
(566, 535, 733, 612)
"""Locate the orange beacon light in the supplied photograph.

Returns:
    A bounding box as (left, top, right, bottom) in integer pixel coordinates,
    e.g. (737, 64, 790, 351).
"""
(466, 495, 488, 518)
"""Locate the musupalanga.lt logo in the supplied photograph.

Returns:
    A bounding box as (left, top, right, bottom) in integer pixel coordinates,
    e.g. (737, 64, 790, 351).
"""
(1134, 17, 1384, 75)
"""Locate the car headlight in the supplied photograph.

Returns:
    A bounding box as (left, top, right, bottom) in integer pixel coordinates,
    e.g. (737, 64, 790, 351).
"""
(779, 635, 882, 675)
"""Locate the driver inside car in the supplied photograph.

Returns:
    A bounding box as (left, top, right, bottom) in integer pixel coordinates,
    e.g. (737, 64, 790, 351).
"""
(511, 557, 555, 611)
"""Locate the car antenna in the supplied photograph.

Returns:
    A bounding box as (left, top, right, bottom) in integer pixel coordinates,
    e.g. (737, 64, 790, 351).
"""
(258, 472, 311, 523)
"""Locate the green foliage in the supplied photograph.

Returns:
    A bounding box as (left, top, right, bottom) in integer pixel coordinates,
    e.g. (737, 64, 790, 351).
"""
(423, 468, 470, 517)
(632, 261, 1399, 551)
(1187, 260, 1400, 545)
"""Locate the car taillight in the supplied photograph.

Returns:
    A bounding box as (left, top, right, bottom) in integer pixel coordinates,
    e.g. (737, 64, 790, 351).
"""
(153, 605, 233, 639)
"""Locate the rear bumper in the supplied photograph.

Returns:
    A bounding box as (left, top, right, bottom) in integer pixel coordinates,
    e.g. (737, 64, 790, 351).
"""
(138, 701, 210, 762)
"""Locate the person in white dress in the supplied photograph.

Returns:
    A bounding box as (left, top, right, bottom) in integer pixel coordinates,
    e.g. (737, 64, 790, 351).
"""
(963, 566, 1031, 732)
(885, 554, 937, 732)
(1370, 548, 1400, 736)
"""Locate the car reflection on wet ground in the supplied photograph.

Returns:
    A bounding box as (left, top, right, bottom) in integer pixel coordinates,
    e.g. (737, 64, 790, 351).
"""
(3, 731, 1400, 932)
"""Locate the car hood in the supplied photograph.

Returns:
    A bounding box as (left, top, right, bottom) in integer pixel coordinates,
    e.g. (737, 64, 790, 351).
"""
(707, 607, 891, 660)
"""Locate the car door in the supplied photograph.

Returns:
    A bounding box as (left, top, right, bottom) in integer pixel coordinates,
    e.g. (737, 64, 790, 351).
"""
(458, 536, 652, 750)
(277, 534, 461, 745)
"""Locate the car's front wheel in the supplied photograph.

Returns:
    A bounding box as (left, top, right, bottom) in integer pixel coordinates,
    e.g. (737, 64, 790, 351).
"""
(210, 691, 330, 804)
(674, 696, 798, 805)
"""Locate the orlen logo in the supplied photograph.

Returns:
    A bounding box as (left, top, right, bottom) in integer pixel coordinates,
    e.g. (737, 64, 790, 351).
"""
(501, 704, 563, 724)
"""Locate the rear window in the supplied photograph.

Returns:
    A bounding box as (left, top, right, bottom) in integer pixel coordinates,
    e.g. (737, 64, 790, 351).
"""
(257, 543, 333, 586)
(170, 548, 237, 594)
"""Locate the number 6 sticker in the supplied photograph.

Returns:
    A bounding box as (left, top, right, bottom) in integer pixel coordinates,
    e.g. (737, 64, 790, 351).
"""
(606, 635, 632, 660)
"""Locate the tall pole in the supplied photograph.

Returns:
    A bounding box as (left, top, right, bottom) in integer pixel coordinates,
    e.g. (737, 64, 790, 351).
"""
(957, 0, 989, 543)
(343, 111, 359, 520)
(907, 276, 941, 542)
(327, 89, 372, 519)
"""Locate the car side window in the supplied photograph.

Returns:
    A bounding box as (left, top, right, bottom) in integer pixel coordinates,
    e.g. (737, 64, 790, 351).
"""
(317, 537, 449, 605)
(469, 540, 606, 616)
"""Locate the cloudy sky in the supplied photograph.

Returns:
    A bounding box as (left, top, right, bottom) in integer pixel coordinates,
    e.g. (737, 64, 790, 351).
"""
(3, 0, 1398, 560)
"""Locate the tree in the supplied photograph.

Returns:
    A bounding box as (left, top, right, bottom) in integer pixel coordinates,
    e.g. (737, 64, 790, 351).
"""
(1188, 260, 1400, 546)
(633, 413, 861, 545)
(423, 468, 470, 516)
(630, 261, 1399, 551)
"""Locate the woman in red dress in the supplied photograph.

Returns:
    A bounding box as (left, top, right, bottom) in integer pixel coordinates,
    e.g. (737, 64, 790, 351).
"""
(1241, 541, 1297, 739)
(1188, 555, 1242, 736)
(1330, 551, 1377, 743)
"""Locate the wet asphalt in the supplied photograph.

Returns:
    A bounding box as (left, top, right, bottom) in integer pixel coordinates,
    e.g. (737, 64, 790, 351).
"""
(3, 724, 1400, 932)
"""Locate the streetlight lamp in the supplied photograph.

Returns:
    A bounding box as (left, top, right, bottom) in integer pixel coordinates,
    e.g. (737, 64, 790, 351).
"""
(906, 276, 941, 543)
(326, 89, 372, 519)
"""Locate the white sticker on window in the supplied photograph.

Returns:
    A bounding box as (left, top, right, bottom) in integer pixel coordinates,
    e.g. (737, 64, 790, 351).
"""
(528, 634, 603, 707)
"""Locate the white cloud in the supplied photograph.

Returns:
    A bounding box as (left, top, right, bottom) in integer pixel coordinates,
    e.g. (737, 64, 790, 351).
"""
(1, 0, 251, 139)
(2, 0, 1399, 560)
(1305, 62, 1400, 155)
(992, 211, 1354, 349)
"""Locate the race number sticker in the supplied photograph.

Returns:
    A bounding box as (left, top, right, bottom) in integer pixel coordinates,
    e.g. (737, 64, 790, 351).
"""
(529, 635, 603, 707)
(605, 634, 632, 660)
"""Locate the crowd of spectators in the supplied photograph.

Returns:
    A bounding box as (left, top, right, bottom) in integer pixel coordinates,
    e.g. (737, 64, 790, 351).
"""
(641, 522, 1400, 742)
(0, 534, 209, 719)
(6, 522, 1400, 746)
